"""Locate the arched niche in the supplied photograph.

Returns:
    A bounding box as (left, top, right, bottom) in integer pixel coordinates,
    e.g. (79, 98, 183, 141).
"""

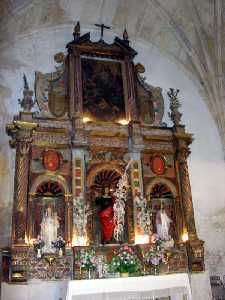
(146, 178, 178, 241)
(87, 163, 124, 188)
(29, 173, 70, 195)
(86, 163, 131, 245)
(28, 174, 70, 241)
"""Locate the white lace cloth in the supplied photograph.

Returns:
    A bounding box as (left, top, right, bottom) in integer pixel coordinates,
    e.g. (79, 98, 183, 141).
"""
(66, 273, 192, 300)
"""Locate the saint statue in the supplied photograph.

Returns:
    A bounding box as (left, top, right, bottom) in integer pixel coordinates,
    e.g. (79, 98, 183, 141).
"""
(40, 206, 59, 253)
(155, 204, 172, 241)
(95, 187, 115, 244)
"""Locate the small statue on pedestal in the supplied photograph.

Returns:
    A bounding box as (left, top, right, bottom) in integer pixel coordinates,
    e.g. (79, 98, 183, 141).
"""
(95, 187, 115, 244)
(40, 206, 59, 253)
(156, 203, 174, 248)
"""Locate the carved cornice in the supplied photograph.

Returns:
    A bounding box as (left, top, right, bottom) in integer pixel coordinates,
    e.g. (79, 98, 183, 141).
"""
(36, 119, 72, 131)
(89, 136, 128, 148)
(174, 132, 193, 144)
(13, 120, 38, 130)
(143, 135, 173, 142)
(143, 141, 174, 153)
(32, 131, 71, 147)
(89, 131, 128, 138)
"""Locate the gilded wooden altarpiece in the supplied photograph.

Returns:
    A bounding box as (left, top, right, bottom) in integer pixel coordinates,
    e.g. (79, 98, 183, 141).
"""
(5, 23, 204, 282)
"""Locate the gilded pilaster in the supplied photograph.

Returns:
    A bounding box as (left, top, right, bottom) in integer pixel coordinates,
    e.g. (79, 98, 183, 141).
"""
(65, 194, 73, 243)
(71, 148, 86, 243)
(130, 152, 144, 243)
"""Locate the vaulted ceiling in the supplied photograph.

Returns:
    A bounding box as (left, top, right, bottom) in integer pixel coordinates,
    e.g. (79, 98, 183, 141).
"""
(0, 0, 224, 148)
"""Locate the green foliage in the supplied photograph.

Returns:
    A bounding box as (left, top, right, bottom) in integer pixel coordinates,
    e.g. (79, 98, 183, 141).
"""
(108, 245, 142, 274)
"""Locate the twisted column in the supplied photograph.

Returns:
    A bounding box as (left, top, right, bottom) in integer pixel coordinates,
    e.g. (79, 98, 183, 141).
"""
(12, 142, 31, 244)
(177, 147, 197, 240)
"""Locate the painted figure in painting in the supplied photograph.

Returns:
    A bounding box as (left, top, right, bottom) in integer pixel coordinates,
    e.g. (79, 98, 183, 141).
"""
(82, 58, 125, 122)
(95, 187, 115, 244)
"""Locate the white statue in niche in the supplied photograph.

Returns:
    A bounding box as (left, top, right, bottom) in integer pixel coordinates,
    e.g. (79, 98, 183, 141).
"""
(40, 206, 59, 253)
(155, 204, 174, 248)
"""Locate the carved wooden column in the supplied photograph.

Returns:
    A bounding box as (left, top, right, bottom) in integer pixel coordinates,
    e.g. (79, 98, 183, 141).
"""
(177, 146, 197, 240)
(7, 118, 37, 245)
(177, 143, 205, 271)
(12, 141, 31, 244)
(27, 193, 35, 241)
(174, 195, 185, 244)
(168, 89, 204, 271)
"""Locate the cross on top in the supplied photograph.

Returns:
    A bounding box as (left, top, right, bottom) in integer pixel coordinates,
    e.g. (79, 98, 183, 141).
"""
(95, 23, 111, 40)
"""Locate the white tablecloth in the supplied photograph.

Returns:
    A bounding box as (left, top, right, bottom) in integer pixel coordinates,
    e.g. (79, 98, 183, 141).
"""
(66, 273, 192, 300)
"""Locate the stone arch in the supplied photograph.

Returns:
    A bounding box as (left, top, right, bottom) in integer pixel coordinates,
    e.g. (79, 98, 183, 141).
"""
(87, 162, 124, 188)
(146, 177, 178, 198)
(29, 173, 70, 196)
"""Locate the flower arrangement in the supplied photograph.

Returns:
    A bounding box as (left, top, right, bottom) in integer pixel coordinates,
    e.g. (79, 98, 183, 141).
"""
(75, 249, 97, 271)
(109, 245, 141, 274)
(73, 194, 92, 243)
(113, 162, 130, 241)
(135, 193, 152, 235)
(33, 235, 44, 251)
(52, 236, 66, 250)
(144, 234, 166, 274)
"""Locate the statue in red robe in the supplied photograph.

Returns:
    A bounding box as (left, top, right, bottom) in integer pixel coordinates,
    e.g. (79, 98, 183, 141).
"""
(95, 187, 115, 244)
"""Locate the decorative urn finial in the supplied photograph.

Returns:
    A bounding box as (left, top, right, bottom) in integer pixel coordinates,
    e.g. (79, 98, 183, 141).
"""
(18, 74, 34, 112)
(167, 88, 182, 126)
(73, 21, 80, 39)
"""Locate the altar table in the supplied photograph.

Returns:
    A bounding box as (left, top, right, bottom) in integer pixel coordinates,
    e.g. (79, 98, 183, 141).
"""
(66, 273, 192, 300)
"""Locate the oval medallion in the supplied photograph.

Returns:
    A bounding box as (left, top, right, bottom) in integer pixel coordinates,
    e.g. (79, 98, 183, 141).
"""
(150, 155, 166, 175)
(43, 150, 60, 171)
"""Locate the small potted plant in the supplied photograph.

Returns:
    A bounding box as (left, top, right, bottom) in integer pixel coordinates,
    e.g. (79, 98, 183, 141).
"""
(109, 245, 141, 277)
(52, 236, 66, 256)
(33, 235, 44, 258)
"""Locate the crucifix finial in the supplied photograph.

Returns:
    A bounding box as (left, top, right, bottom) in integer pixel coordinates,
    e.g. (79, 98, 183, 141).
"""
(94, 23, 111, 41)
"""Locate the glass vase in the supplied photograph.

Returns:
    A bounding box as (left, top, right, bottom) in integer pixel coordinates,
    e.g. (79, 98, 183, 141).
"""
(153, 265, 159, 275)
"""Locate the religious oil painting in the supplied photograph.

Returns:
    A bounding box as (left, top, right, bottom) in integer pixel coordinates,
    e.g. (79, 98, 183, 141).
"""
(82, 57, 126, 122)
